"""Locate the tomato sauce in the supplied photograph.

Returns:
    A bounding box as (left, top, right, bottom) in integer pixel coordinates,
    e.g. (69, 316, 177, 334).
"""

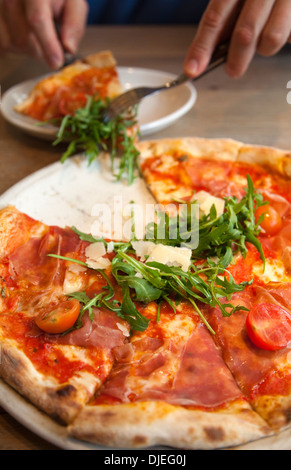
(227, 244, 262, 284)
(141, 153, 291, 203)
(251, 369, 291, 400)
(0, 312, 106, 383)
(29, 66, 117, 121)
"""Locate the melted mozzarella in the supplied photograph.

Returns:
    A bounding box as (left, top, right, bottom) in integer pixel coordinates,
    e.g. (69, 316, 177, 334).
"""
(252, 258, 291, 283)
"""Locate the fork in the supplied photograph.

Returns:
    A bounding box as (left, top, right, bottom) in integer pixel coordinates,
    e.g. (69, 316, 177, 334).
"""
(104, 41, 229, 121)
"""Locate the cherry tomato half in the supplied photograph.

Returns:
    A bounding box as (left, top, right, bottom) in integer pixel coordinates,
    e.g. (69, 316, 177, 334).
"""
(255, 204, 282, 236)
(35, 298, 80, 334)
(246, 303, 291, 351)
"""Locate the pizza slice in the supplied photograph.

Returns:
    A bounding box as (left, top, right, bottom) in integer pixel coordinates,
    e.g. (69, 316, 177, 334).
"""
(0, 206, 130, 424)
(14, 50, 123, 122)
(137, 137, 291, 431)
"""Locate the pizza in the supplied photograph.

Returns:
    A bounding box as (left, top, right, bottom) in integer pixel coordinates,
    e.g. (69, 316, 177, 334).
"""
(1, 137, 291, 450)
(14, 50, 123, 122)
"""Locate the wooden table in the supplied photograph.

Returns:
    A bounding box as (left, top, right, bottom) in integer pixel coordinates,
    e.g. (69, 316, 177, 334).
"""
(0, 25, 290, 450)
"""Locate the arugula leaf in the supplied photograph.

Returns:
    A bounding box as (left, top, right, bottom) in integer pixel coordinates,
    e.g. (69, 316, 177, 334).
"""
(119, 285, 150, 332)
(51, 96, 140, 185)
(111, 256, 162, 303)
(69, 270, 119, 327)
(47, 253, 87, 266)
(126, 277, 162, 303)
(71, 226, 102, 244)
(112, 253, 167, 291)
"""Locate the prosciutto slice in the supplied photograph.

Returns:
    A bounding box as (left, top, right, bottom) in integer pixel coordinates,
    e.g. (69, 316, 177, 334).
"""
(95, 317, 243, 408)
(206, 285, 291, 398)
(46, 309, 130, 350)
(8, 226, 85, 288)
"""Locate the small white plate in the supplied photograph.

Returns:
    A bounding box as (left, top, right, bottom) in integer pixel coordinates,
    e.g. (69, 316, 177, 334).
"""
(0, 66, 197, 139)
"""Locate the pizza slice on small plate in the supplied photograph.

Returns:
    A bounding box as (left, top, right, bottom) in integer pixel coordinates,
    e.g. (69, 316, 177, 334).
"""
(14, 50, 123, 122)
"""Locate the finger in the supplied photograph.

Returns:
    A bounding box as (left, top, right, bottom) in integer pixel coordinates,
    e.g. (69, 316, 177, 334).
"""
(226, 0, 276, 78)
(257, 0, 291, 57)
(27, 32, 45, 61)
(183, 0, 243, 76)
(59, 0, 88, 53)
(24, 0, 64, 69)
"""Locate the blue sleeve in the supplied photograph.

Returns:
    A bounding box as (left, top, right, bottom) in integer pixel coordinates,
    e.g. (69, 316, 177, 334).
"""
(87, 0, 209, 25)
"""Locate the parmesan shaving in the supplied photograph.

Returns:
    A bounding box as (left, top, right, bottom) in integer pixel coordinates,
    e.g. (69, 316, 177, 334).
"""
(131, 241, 156, 261)
(106, 241, 115, 253)
(86, 257, 111, 270)
(191, 191, 225, 218)
(85, 242, 106, 260)
(85, 242, 111, 270)
(67, 263, 87, 274)
(147, 244, 192, 272)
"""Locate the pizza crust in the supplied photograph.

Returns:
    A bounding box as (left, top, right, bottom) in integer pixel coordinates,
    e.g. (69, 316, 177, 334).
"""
(237, 143, 291, 178)
(82, 50, 118, 68)
(137, 137, 242, 164)
(137, 137, 291, 177)
(68, 400, 271, 450)
(0, 340, 93, 424)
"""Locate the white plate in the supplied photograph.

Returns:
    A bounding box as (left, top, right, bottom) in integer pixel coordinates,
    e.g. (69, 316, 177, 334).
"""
(0, 66, 197, 139)
(1, 156, 291, 450)
(0, 155, 157, 235)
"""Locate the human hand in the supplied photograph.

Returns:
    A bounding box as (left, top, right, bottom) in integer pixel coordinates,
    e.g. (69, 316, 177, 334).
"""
(0, 0, 88, 69)
(184, 0, 291, 78)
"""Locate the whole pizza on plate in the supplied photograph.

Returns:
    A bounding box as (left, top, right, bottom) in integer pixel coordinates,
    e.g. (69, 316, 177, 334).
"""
(1, 136, 291, 450)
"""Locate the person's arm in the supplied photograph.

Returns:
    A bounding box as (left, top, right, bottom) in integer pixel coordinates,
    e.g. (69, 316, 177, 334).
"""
(184, 0, 291, 78)
(0, 0, 88, 69)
